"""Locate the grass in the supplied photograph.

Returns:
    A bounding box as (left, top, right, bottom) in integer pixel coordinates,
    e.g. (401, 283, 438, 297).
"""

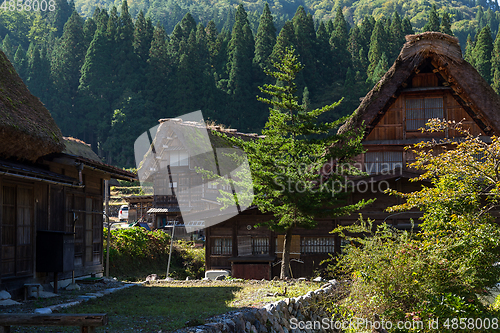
(47, 280, 324, 333)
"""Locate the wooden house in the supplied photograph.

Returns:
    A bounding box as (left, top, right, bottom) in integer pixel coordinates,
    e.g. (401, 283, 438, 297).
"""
(205, 32, 500, 279)
(0, 50, 136, 298)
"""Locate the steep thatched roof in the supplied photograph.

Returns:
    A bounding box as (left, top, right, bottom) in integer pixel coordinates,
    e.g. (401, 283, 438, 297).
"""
(0, 50, 64, 161)
(339, 32, 500, 137)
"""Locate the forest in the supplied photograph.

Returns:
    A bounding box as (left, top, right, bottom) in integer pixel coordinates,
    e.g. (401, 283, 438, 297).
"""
(1, 0, 500, 167)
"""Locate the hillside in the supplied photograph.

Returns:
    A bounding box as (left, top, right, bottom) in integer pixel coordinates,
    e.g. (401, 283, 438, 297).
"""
(1, 0, 500, 168)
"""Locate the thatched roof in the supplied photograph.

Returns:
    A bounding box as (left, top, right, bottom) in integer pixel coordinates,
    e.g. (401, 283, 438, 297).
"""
(339, 32, 500, 137)
(63, 137, 101, 162)
(0, 50, 64, 161)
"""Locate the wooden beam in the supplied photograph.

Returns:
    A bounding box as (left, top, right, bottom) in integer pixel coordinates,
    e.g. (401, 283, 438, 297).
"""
(0, 314, 108, 326)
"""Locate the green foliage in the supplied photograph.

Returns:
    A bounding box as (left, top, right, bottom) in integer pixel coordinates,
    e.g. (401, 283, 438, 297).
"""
(329, 120, 500, 331)
(473, 25, 494, 83)
(104, 227, 205, 280)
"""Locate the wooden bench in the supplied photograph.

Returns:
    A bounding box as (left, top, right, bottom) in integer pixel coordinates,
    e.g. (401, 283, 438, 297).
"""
(0, 313, 108, 333)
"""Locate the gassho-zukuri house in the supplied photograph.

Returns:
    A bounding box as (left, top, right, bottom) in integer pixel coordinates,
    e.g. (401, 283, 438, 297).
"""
(0, 49, 136, 298)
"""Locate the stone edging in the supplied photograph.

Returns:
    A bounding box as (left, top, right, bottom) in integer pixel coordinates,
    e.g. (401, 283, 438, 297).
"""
(182, 281, 337, 333)
(34, 283, 137, 314)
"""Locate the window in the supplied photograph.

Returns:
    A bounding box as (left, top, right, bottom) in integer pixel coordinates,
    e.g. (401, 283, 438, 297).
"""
(365, 151, 403, 174)
(170, 151, 189, 166)
(301, 237, 335, 254)
(252, 237, 269, 255)
(406, 97, 443, 131)
(212, 237, 232, 255)
(2, 185, 34, 277)
(238, 236, 270, 256)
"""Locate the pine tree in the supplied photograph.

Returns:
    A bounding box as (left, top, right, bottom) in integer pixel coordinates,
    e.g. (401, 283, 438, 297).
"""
(389, 11, 405, 62)
(292, 6, 317, 88)
(221, 47, 369, 278)
(78, 28, 113, 148)
(330, 6, 351, 81)
(465, 34, 475, 66)
(83, 17, 97, 47)
(253, 3, 276, 72)
(1, 34, 15, 62)
(440, 12, 454, 36)
(492, 24, 500, 93)
(367, 20, 388, 80)
(51, 10, 86, 130)
(133, 11, 154, 64)
(370, 52, 389, 85)
(226, 4, 255, 129)
(359, 16, 375, 59)
(145, 22, 171, 118)
(316, 21, 334, 84)
(348, 25, 367, 76)
(271, 20, 295, 63)
(423, 5, 440, 32)
(13, 45, 27, 81)
(477, 6, 486, 31)
(473, 25, 493, 83)
(402, 16, 414, 35)
(46, 0, 74, 36)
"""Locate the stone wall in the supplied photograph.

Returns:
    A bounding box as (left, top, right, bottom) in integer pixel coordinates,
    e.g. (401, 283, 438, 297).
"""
(184, 281, 337, 333)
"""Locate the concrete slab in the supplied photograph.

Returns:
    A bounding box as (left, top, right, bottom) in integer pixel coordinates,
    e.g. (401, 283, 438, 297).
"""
(0, 299, 20, 306)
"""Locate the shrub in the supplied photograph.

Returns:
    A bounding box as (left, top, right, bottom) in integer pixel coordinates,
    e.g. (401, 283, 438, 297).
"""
(329, 216, 500, 332)
(103, 227, 205, 280)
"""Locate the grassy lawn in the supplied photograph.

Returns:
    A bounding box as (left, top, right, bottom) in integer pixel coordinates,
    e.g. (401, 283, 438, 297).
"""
(46, 280, 324, 333)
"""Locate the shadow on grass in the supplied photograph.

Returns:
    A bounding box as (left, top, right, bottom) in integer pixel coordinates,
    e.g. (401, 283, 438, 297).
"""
(59, 283, 246, 332)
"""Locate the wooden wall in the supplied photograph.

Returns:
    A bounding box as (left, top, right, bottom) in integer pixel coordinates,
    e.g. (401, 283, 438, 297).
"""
(365, 90, 484, 142)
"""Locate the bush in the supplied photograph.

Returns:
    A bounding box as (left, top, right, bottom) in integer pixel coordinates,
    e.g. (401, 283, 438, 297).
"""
(328, 216, 500, 332)
(103, 227, 205, 280)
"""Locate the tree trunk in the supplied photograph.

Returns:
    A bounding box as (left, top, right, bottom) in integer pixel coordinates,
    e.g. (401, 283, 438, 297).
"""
(280, 227, 293, 279)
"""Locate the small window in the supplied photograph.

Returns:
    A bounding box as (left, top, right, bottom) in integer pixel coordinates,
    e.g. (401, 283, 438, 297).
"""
(252, 237, 269, 255)
(301, 237, 335, 254)
(212, 237, 232, 255)
(365, 151, 403, 175)
(406, 97, 443, 131)
(170, 151, 189, 166)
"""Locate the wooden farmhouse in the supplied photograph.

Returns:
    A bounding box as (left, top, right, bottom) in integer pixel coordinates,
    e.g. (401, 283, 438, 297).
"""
(204, 32, 500, 280)
(0, 50, 136, 298)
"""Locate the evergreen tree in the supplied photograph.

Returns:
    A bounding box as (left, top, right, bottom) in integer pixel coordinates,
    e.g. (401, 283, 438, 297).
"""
(359, 16, 375, 59)
(389, 11, 405, 62)
(133, 11, 154, 64)
(423, 5, 440, 32)
(440, 12, 454, 36)
(78, 28, 113, 149)
(292, 6, 317, 89)
(221, 47, 369, 278)
(330, 7, 351, 81)
(46, 0, 74, 36)
(270, 20, 295, 63)
(51, 10, 86, 130)
(13, 45, 27, 81)
(465, 34, 475, 65)
(473, 25, 493, 83)
(348, 25, 367, 76)
(253, 3, 276, 72)
(226, 4, 255, 128)
(367, 20, 388, 80)
(402, 16, 414, 35)
(477, 6, 486, 31)
(1, 34, 15, 62)
(370, 52, 389, 85)
(492, 24, 500, 93)
(83, 17, 97, 47)
(316, 21, 334, 84)
(145, 22, 170, 118)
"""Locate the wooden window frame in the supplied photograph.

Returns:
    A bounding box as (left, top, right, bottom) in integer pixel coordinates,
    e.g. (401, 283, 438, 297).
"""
(405, 96, 444, 132)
